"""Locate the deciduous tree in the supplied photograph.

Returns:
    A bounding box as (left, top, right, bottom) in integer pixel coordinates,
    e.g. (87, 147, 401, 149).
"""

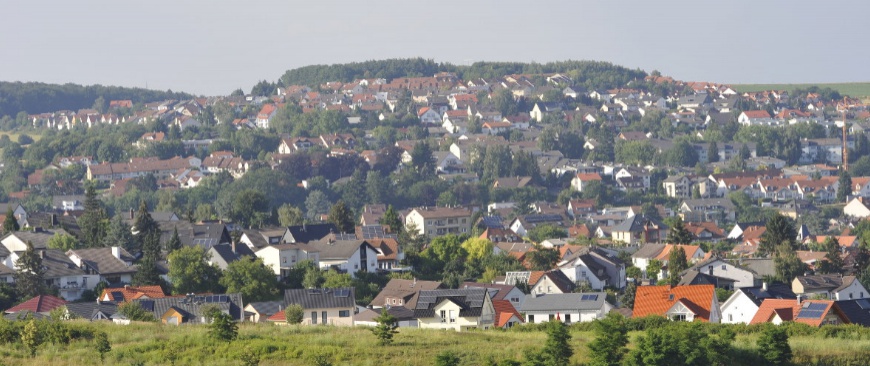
(328, 200, 355, 233)
(167, 246, 223, 295)
(220, 257, 279, 302)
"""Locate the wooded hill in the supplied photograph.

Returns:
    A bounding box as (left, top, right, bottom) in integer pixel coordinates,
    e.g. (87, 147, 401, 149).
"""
(0, 82, 193, 118)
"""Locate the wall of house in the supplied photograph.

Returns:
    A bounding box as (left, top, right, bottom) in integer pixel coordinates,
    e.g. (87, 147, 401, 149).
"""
(559, 262, 605, 290)
(532, 276, 567, 295)
(835, 281, 869, 301)
(56, 274, 100, 301)
(701, 261, 757, 289)
(720, 291, 760, 324)
(525, 308, 608, 324)
(300, 307, 355, 326)
(418, 302, 478, 331)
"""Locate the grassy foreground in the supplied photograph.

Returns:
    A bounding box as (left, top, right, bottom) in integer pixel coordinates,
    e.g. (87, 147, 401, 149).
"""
(2, 321, 870, 366)
(732, 82, 870, 97)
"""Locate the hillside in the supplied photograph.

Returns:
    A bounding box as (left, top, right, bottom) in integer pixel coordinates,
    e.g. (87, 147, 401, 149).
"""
(0, 81, 194, 118)
(733, 82, 870, 98)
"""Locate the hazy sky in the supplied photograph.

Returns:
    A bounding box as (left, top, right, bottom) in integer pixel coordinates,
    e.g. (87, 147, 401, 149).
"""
(3, 0, 869, 96)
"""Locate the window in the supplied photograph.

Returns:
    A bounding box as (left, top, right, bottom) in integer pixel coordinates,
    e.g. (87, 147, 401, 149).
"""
(564, 314, 571, 323)
(339, 310, 349, 317)
(549, 314, 555, 321)
(282, 257, 287, 264)
(528, 315, 534, 322)
(354, 264, 358, 269)
(511, 297, 520, 303)
(311, 312, 318, 325)
(672, 314, 687, 321)
(728, 314, 733, 322)
(440, 310, 446, 322)
(851, 293, 854, 299)
(448, 310, 456, 323)
(581, 270, 587, 278)
(322, 311, 327, 325)
(721, 265, 727, 270)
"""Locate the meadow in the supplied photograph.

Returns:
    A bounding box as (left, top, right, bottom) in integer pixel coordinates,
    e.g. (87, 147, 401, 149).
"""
(3, 321, 870, 366)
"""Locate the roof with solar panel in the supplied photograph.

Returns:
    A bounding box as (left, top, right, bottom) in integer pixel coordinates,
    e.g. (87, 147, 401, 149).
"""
(283, 287, 356, 309)
(520, 292, 608, 312)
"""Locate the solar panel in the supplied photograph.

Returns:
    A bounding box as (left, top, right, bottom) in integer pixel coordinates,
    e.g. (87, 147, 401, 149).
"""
(308, 289, 322, 295)
(580, 294, 598, 301)
(334, 289, 350, 297)
(807, 303, 828, 311)
(796, 309, 824, 319)
(111, 291, 124, 301)
(858, 299, 870, 310)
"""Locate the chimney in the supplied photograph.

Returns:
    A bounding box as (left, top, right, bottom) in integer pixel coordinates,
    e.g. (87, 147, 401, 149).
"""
(762, 282, 768, 291)
(231, 240, 237, 254)
(38, 250, 45, 259)
(796, 294, 802, 305)
(111, 246, 121, 260)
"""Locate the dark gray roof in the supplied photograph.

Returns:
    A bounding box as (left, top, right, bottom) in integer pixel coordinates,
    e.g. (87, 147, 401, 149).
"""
(246, 301, 283, 317)
(209, 243, 255, 265)
(740, 258, 775, 278)
(414, 288, 489, 318)
(65, 302, 118, 320)
(158, 222, 231, 251)
(283, 288, 356, 309)
(677, 271, 734, 287)
(2, 229, 71, 249)
(370, 279, 443, 308)
(284, 224, 338, 243)
(613, 214, 666, 233)
(520, 293, 608, 312)
(796, 275, 855, 292)
(631, 244, 667, 259)
(41, 249, 86, 279)
(135, 293, 244, 323)
(307, 239, 374, 260)
(736, 284, 796, 306)
(835, 299, 870, 326)
(4, 310, 48, 321)
(354, 306, 416, 322)
(67, 247, 137, 275)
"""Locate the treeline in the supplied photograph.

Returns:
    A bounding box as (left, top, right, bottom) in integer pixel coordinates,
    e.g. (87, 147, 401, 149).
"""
(279, 58, 647, 91)
(0, 81, 194, 117)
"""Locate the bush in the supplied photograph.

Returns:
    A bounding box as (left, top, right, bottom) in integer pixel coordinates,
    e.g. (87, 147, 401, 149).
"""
(757, 325, 791, 366)
(118, 302, 155, 322)
(208, 312, 238, 342)
(284, 304, 304, 324)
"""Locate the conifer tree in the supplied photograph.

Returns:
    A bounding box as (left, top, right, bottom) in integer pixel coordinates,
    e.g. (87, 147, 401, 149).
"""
(328, 200, 355, 233)
(2, 208, 18, 233)
(15, 241, 47, 298)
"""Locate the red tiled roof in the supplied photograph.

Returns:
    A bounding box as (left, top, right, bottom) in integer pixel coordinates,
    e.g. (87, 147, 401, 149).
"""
(575, 173, 602, 181)
(492, 300, 523, 328)
(99, 285, 167, 302)
(742, 110, 771, 119)
(6, 295, 67, 313)
(751, 299, 843, 327)
(268, 310, 286, 322)
(632, 285, 715, 321)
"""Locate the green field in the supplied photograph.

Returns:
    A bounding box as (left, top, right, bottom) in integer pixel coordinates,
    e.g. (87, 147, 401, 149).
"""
(0, 132, 41, 144)
(2, 321, 870, 366)
(732, 82, 870, 98)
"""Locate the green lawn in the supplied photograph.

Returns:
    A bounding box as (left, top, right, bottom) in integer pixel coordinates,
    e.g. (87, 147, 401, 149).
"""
(0, 131, 41, 144)
(3, 322, 870, 366)
(732, 82, 870, 98)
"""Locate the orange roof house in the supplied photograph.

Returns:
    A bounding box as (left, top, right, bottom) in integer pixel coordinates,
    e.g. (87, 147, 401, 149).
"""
(99, 285, 167, 302)
(750, 299, 847, 327)
(5, 295, 67, 314)
(492, 299, 523, 328)
(633, 284, 720, 322)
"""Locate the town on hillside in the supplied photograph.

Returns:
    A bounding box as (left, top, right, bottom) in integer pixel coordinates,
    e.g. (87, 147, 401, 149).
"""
(2, 60, 870, 335)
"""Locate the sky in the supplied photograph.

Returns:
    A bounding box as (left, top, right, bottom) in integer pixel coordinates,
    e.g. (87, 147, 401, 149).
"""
(2, 0, 870, 96)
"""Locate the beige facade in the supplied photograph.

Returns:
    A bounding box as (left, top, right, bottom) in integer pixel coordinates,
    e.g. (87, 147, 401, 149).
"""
(405, 207, 472, 236)
(300, 307, 355, 326)
(417, 295, 495, 331)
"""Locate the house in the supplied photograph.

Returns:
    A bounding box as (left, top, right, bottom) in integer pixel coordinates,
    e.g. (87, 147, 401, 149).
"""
(462, 282, 527, 311)
(278, 137, 317, 154)
(633, 284, 721, 322)
(239, 228, 288, 249)
(306, 239, 378, 277)
(244, 301, 283, 323)
(64, 302, 118, 321)
(832, 298, 870, 326)
(521, 293, 613, 324)
(750, 299, 847, 327)
(558, 246, 626, 290)
(530, 270, 576, 295)
(529, 102, 563, 122)
(567, 199, 596, 219)
(66, 247, 137, 286)
(509, 213, 570, 238)
(282, 223, 339, 243)
(738, 110, 774, 125)
(255, 243, 320, 279)
(98, 285, 166, 303)
(663, 175, 693, 199)
(404, 206, 473, 236)
(413, 288, 495, 331)
(680, 256, 758, 289)
(353, 306, 418, 328)
(418, 107, 442, 124)
(571, 173, 602, 192)
(792, 275, 868, 300)
(844, 197, 870, 218)
(255, 104, 279, 128)
(137, 293, 245, 325)
(370, 279, 443, 309)
(679, 199, 737, 224)
(493, 176, 533, 189)
(3, 247, 99, 301)
(611, 214, 668, 245)
(5, 295, 67, 316)
(492, 299, 523, 328)
(719, 283, 796, 324)
(276, 288, 356, 326)
(369, 238, 403, 271)
(207, 243, 256, 270)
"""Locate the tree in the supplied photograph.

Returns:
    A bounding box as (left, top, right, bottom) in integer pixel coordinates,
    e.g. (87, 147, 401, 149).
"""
(102, 215, 136, 253)
(837, 169, 853, 203)
(818, 236, 845, 274)
(665, 217, 693, 244)
(95, 331, 111, 363)
(322, 270, 353, 289)
(305, 190, 332, 221)
(461, 238, 494, 261)
(220, 257, 279, 303)
(371, 308, 399, 345)
(232, 189, 270, 228)
(132, 231, 162, 286)
(757, 325, 792, 366)
(209, 312, 238, 342)
(424, 234, 467, 264)
(527, 319, 573, 366)
(774, 244, 806, 283)
(759, 213, 797, 256)
(646, 259, 663, 281)
(164, 227, 183, 253)
(284, 303, 304, 324)
(410, 141, 434, 172)
(168, 246, 222, 295)
(527, 224, 568, 243)
(328, 200, 355, 233)
(79, 184, 108, 247)
(277, 204, 304, 226)
(381, 205, 402, 234)
(526, 247, 560, 270)
(707, 141, 719, 163)
(22, 318, 41, 357)
(118, 300, 155, 322)
(667, 246, 689, 286)
(47, 233, 79, 250)
(2, 208, 18, 232)
(15, 241, 47, 298)
(587, 313, 629, 366)
(133, 200, 159, 239)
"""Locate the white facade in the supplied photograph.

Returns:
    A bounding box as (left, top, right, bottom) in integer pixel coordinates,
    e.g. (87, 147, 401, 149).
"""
(255, 245, 319, 279)
(719, 290, 761, 324)
(318, 245, 378, 278)
(417, 296, 495, 331)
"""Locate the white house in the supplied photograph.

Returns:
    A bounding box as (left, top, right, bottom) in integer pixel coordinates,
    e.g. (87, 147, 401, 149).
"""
(844, 197, 870, 219)
(255, 244, 320, 279)
(413, 288, 495, 331)
(307, 239, 378, 278)
(719, 283, 796, 324)
(521, 293, 613, 324)
(793, 275, 869, 301)
(558, 247, 626, 290)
